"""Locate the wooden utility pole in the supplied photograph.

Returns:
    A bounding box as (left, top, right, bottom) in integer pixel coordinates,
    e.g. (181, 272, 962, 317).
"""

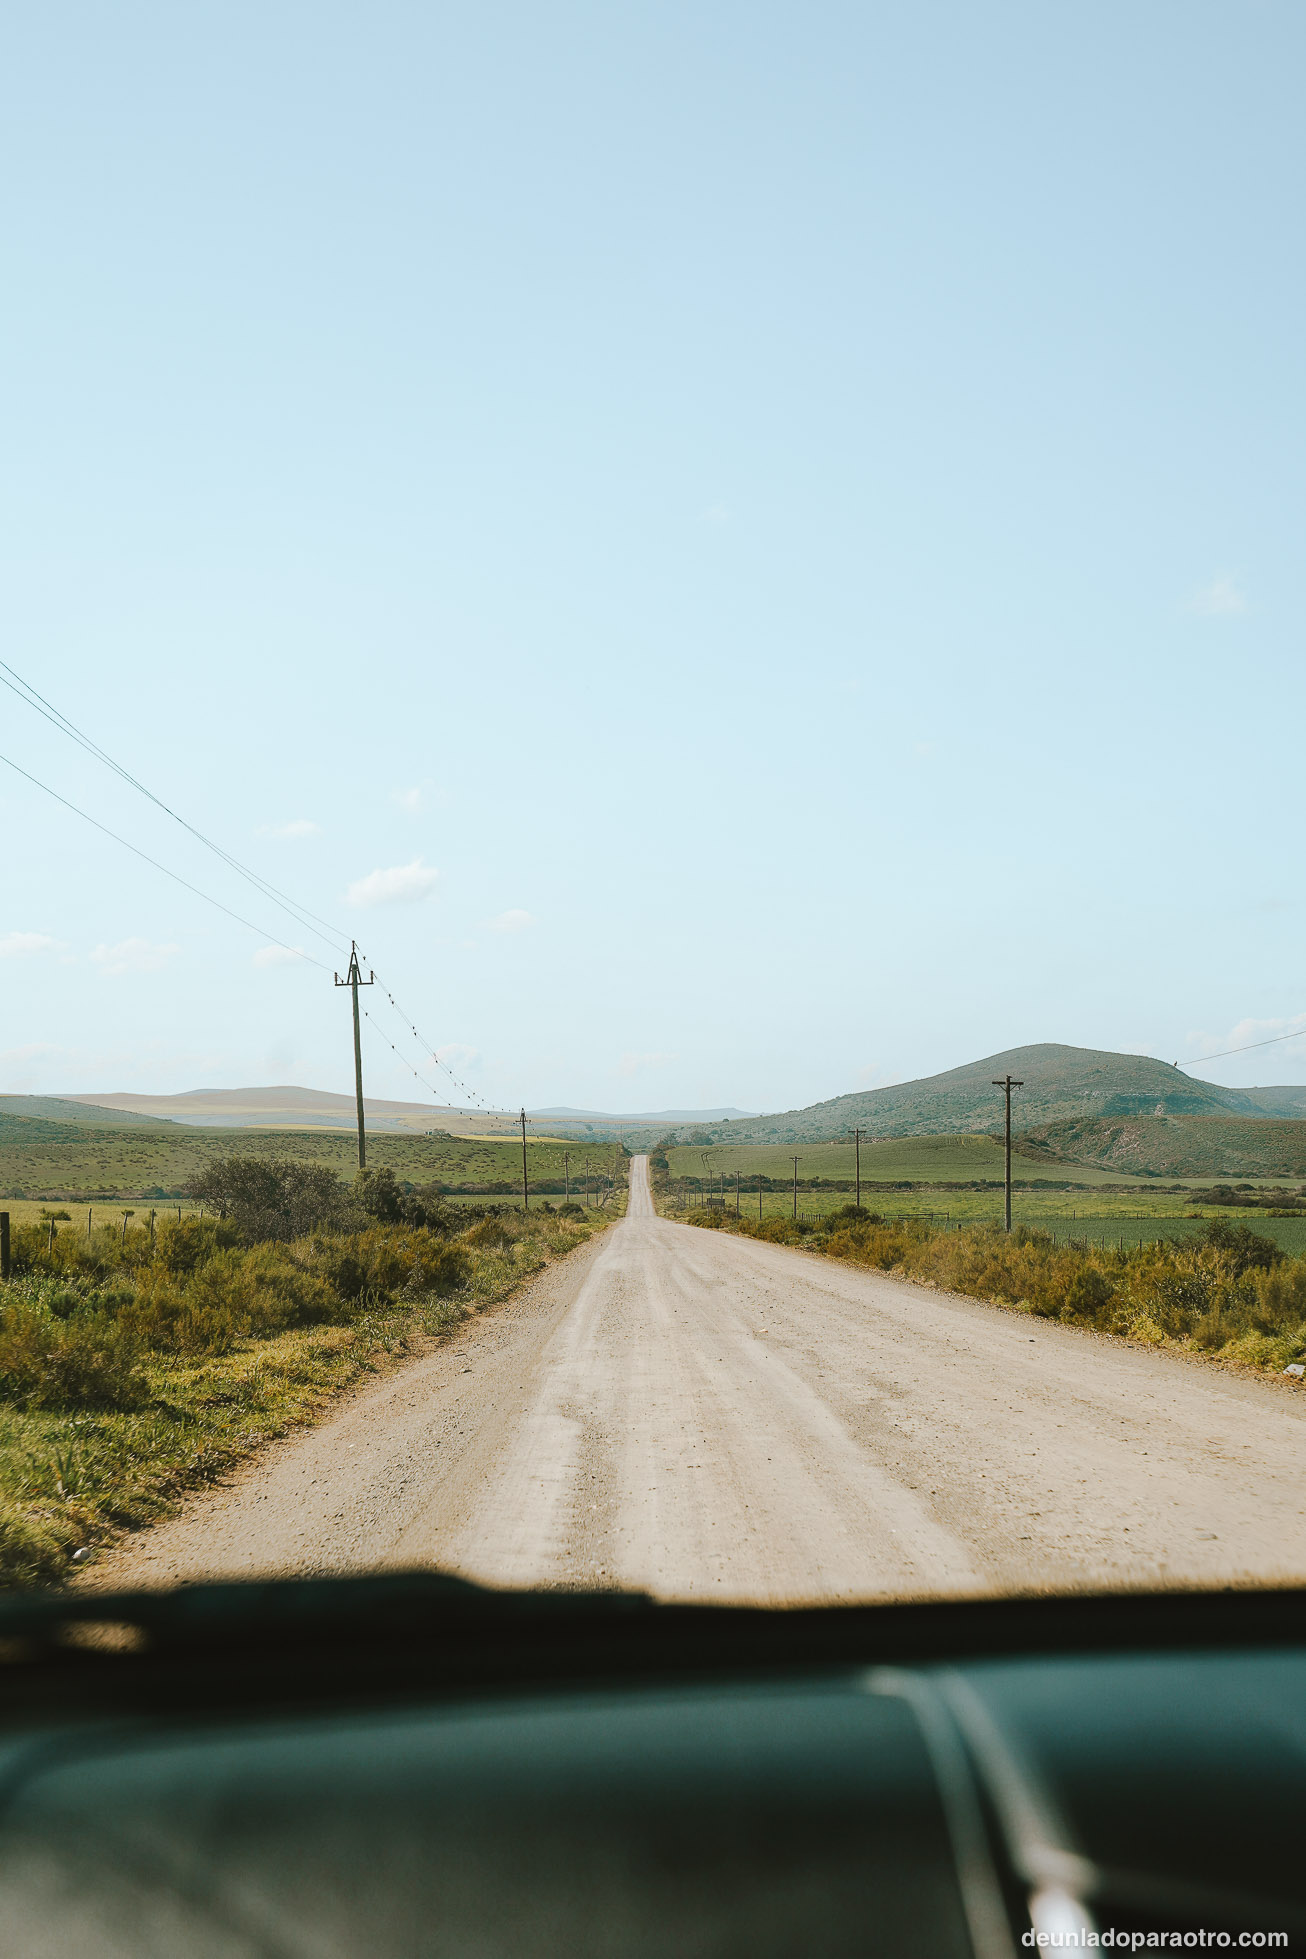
(564, 1151, 571, 1202)
(519, 1108, 530, 1210)
(735, 1171, 740, 1217)
(0, 1212, 8, 1282)
(334, 942, 374, 1170)
(584, 1157, 591, 1208)
(792, 1155, 799, 1221)
(851, 1127, 864, 1210)
(991, 1075, 1024, 1232)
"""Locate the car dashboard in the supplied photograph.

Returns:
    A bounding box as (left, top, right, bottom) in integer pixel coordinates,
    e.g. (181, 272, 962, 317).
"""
(0, 1578, 1302, 1957)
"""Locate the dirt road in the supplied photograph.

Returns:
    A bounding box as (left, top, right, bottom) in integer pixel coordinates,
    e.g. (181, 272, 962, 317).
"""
(88, 1156, 1306, 1602)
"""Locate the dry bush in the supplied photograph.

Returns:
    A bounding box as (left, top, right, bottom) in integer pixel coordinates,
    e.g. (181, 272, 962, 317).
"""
(0, 1299, 145, 1409)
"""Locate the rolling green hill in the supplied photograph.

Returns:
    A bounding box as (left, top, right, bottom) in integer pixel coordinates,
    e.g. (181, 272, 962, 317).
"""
(653, 1044, 1306, 1146)
(1018, 1113, 1306, 1181)
(0, 1095, 176, 1128)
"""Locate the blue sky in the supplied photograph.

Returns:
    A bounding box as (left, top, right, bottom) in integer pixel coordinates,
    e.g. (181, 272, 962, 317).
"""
(2, 1, 1304, 1115)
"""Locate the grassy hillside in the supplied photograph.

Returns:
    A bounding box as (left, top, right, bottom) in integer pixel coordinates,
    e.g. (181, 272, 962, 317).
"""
(0, 1096, 176, 1129)
(1019, 1113, 1306, 1180)
(0, 1114, 622, 1199)
(664, 1136, 1135, 1187)
(652, 1043, 1303, 1145)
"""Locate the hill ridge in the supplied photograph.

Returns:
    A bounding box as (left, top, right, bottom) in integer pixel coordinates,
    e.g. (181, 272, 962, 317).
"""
(644, 1043, 1306, 1146)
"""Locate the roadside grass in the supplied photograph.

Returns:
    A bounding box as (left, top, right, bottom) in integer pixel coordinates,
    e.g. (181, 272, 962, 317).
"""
(0, 1202, 614, 1590)
(676, 1204, 1306, 1380)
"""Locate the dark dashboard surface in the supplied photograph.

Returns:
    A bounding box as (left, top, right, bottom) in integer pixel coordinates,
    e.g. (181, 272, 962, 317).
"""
(0, 1578, 1302, 1957)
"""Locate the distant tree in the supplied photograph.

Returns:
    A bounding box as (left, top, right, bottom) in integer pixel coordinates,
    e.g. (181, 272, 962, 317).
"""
(185, 1157, 347, 1242)
(1198, 1217, 1283, 1276)
(350, 1167, 457, 1235)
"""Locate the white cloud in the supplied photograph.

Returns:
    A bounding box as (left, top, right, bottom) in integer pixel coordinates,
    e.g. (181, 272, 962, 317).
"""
(436, 1042, 478, 1068)
(346, 859, 439, 907)
(618, 1050, 675, 1078)
(391, 786, 425, 815)
(91, 939, 180, 978)
(0, 931, 62, 959)
(486, 908, 535, 934)
(1189, 1012, 1306, 1058)
(257, 819, 321, 839)
(1190, 575, 1246, 617)
(252, 944, 306, 968)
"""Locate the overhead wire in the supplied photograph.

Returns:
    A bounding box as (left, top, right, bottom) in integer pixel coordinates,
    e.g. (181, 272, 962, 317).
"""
(0, 657, 349, 956)
(2, 659, 512, 1104)
(370, 975, 497, 1111)
(0, 748, 333, 971)
(361, 1011, 462, 1114)
(1176, 1025, 1306, 1068)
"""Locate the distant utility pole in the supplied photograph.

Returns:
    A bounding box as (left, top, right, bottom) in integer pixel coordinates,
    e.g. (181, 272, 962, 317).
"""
(735, 1171, 740, 1217)
(991, 1074, 1024, 1232)
(792, 1155, 799, 1221)
(519, 1108, 530, 1210)
(851, 1127, 864, 1210)
(334, 941, 375, 1171)
(564, 1151, 571, 1202)
(584, 1157, 591, 1208)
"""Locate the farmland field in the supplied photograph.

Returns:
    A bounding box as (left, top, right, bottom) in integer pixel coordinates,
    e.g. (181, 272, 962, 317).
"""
(0, 1114, 623, 1199)
(659, 1181, 1306, 1242)
(665, 1136, 1141, 1186)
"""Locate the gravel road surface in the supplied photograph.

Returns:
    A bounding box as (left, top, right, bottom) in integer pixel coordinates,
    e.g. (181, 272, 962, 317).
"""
(87, 1156, 1306, 1602)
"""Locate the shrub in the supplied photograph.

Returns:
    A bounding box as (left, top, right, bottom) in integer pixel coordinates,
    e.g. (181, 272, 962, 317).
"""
(1197, 1219, 1283, 1276)
(153, 1215, 241, 1275)
(350, 1168, 458, 1234)
(186, 1157, 348, 1242)
(0, 1302, 145, 1409)
(1247, 1262, 1306, 1334)
(462, 1215, 515, 1251)
(1062, 1267, 1114, 1324)
(821, 1206, 882, 1232)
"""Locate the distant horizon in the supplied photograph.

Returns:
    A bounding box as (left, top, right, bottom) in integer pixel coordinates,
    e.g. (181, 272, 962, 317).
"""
(6, 1034, 1306, 1129)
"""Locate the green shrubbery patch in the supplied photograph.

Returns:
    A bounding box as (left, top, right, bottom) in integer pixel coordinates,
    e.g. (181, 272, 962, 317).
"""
(0, 1156, 615, 1587)
(683, 1205, 1306, 1372)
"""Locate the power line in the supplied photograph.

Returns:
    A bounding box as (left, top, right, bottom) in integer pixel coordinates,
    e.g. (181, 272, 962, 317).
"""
(1177, 1026, 1306, 1068)
(361, 1010, 493, 1116)
(0, 747, 331, 971)
(371, 977, 495, 1111)
(0, 663, 519, 1111)
(0, 658, 348, 955)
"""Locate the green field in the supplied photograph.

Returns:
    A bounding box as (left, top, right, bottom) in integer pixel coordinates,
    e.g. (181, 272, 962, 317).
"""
(664, 1184, 1306, 1255)
(1030, 1214, 1306, 1256)
(664, 1136, 1142, 1187)
(661, 1178, 1306, 1236)
(0, 1113, 624, 1200)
